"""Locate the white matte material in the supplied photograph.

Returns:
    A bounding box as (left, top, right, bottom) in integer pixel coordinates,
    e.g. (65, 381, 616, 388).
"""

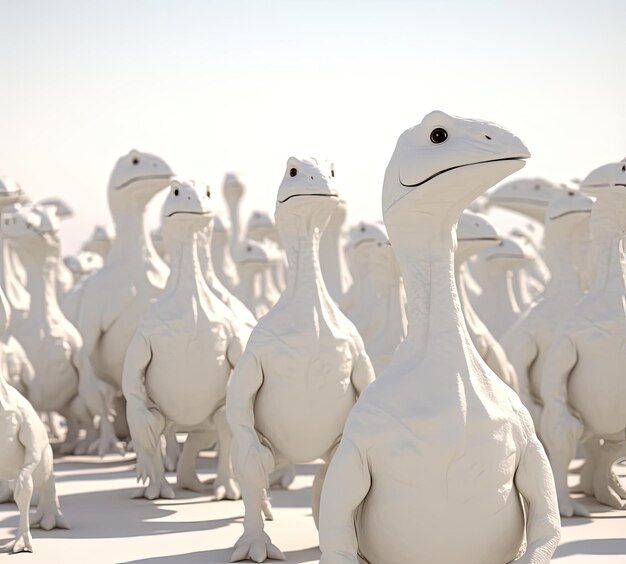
(541, 161, 626, 516)
(319, 111, 559, 564)
(123, 179, 246, 501)
(226, 156, 375, 562)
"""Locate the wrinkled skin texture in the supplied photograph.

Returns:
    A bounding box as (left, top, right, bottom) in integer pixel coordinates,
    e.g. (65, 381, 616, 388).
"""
(123, 179, 247, 501)
(226, 157, 375, 562)
(319, 111, 559, 564)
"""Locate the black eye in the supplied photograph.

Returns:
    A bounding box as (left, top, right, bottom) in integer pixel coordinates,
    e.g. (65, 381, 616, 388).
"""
(360, 226, 366, 232)
(247, 245, 252, 252)
(622, 165, 625, 172)
(132, 158, 139, 165)
(568, 191, 574, 196)
(430, 128, 448, 144)
(331, 169, 335, 178)
(534, 185, 540, 190)
(174, 189, 179, 196)
(289, 168, 297, 177)
(206, 189, 211, 197)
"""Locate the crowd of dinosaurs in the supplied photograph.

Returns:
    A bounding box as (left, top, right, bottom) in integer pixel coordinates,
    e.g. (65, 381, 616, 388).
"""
(0, 110, 625, 563)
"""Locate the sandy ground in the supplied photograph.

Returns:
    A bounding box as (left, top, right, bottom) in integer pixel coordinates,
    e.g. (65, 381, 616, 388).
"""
(0, 451, 624, 563)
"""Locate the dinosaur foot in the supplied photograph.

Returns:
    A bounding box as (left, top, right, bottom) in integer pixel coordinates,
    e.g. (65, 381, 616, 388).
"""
(1, 531, 33, 554)
(594, 473, 626, 510)
(32, 502, 71, 530)
(269, 465, 295, 490)
(132, 480, 175, 500)
(213, 476, 241, 501)
(176, 470, 213, 493)
(559, 496, 590, 518)
(87, 434, 125, 457)
(231, 531, 285, 563)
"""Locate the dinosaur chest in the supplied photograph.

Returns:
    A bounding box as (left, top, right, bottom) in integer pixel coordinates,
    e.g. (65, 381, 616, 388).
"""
(0, 411, 24, 478)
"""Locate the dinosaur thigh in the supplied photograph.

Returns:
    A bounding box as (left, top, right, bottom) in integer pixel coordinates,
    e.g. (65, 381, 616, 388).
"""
(253, 347, 357, 463)
(0, 412, 26, 480)
(568, 337, 626, 435)
(356, 422, 524, 564)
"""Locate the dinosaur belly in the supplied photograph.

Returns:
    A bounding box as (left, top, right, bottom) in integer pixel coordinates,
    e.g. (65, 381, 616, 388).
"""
(254, 343, 357, 463)
(0, 412, 25, 480)
(20, 334, 78, 412)
(357, 429, 524, 564)
(145, 326, 231, 427)
(568, 335, 626, 435)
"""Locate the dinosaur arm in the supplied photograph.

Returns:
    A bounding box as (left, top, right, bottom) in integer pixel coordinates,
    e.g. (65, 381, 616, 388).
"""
(319, 416, 371, 564)
(512, 412, 560, 564)
(13, 339, 35, 391)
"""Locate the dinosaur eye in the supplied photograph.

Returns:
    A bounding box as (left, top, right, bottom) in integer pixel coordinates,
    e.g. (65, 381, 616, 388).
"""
(174, 189, 179, 196)
(430, 128, 448, 144)
(206, 189, 211, 197)
(568, 191, 574, 196)
(331, 169, 335, 178)
(247, 245, 252, 252)
(360, 226, 366, 232)
(132, 158, 140, 165)
(534, 185, 540, 190)
(289, 168, 297, 177)
(622, 165, 625, 172)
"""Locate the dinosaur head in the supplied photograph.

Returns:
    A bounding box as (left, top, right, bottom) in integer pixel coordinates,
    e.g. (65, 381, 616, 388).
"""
(233, 239, 273, 268)
(1, 204, 61, 255)
(546, 189, 592, 222)
(161, 178, 215, 241)
(479, 234, 533, 270)
(488, 177, 563, 222)
(275, 157, 339, 239)
(580, 160, 626, 201)
(247, 210, 276, 241)
(64, 251, 104, 278)
(107, 150, 173, 212)
(456, 211, 500, 263)
(0, 176, 25, 210)
(382, 111, 529, 230)
(222, 173, 245, 208)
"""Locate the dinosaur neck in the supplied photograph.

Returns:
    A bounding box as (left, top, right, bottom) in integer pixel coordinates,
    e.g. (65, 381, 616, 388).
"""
(210, 232, 239, 289)
(544, 218, 589, 297)
(107, 206, 166, 272)
(455, 261, 486, 338)
(0, 236, 29, 312)
(227, 200, 243, 254)
(389, 220, 475, 360)
(20, 244, 62, 321)
(164, 230, 208, 301)
(238, 264, 263, 313)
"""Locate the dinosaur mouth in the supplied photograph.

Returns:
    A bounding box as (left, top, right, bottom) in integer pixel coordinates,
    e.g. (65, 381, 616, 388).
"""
(399, 156, 528, 188)
(278, 193, 339, 204)
(549, 209, 591, 220)
(166, 210, 214, 218)
(458, 236, 500, 243)
(353, 237, 389, 249)
(114, 173, 174, 190)
(489, 196, 549, 207)
(485, 252, 526, 261)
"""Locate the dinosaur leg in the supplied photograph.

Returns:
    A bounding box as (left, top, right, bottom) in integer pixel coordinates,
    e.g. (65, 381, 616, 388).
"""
(58, 406, 80, 455)
(230, 438, 284, 562)
(5, 468, 34, 553)
(87, 382, 125, 456)
(176, 428, 215, 493)
(212, 406, 240, 501)
(132, 411, 174, 500)
(31, 445, 69, 530)
(592, 436, 626, 509)
(572, 436, 600, 495)
(163, 428, 180, 473)
(312, 443, 340, 530)
(269, 464, 295, 490)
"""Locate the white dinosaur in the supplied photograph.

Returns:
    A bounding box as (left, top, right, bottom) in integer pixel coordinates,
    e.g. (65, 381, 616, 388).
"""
(501, 189, 592, 427)
(247, 210, 286, 294)
(2, 204, 97, 455)
(74, 150, 173, 455)
(209, 215, 240, 294)
(541, 161, 626, 516)
(468, 234, 534, 339)
(234, 239, 281, 319)
(64, 251, 104, 284)
(226, 157, 375, 562)
(82, 224, 115, 258)
(343, 221, 407, 374)
(123, 178, 245, 501)
(0, 284, 69, 553)
(456, 211, 518, 391)
(319, 111, 559, 564)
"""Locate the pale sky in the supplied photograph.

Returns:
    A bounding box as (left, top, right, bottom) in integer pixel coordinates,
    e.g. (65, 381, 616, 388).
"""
(1, 0, 624, 254)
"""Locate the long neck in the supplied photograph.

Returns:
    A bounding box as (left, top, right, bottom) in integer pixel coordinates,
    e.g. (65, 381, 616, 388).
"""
(20, 244, 62, 319)
(227, 200, 243, 252)
(107, 206, 165, 268)
(544, 219, 588, 297)
(455, 260, 483, 334)
(319, 224, 350, 298)
(588, 200, 626, 296)
(164, 231, 206, 299)
(391, 222, 473, 358)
